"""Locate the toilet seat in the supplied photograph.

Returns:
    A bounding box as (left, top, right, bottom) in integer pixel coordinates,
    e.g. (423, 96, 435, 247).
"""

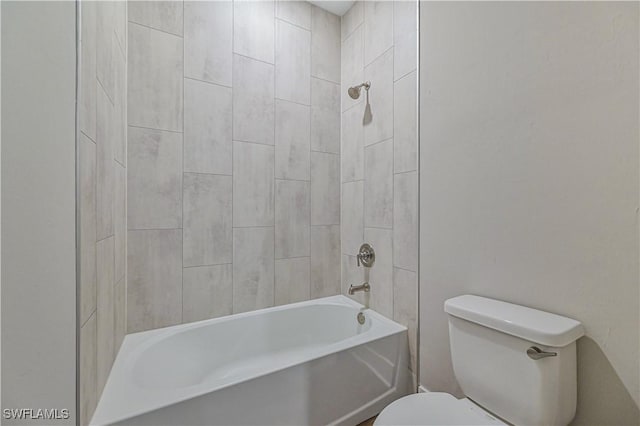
(374, 392, 506, 426)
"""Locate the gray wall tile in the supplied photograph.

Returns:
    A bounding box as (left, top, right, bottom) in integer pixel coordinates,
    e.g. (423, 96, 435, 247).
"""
(96, 236, 115, 395)
(79, 313, 97, 426)
(127, 229, 183, 332)
(364, 227, 393, 318)
(393, 171, 418, 272)
(128, 23, 183, 131)
(394, 71, 417, 173)
(364, 1, 393, 66)
(184, 1, 233, 87)
(233, 141, 275, 227)
(113, 46, 127, 166)
(114, 278, 126, 354)
(183, 264, 233, 322)
(341, 1, 363, 42)
(311, 152, 340, 225)
(393, 267, 417, 372)
(341, 105, 364, 182)
(311, 78, 340, 154)
(233, 54, 275, 145)
(79, 135, 97, 326)
(80, 1, 97, 141)
(393, 0, 417, 80)
(341, 25, 363, 111)
(341, 180, 364, 256)
(127, 126, 182, 229)
(97, 1, 115, 101)
(97, 86, 114, 240)
(275, 100, 310, 181)
(364, 139, 393, 228)
(275, 180, 310, 258)
(276, 20, 310, 105)
(276, 0, 310, 29)
(128, 1, 184, 36)
(183, 173, 233, 267)
(275, 257, 310, 305)
(234, 0, 275, 64)
(114, 162, 126, 282)
(364, 48, 393, 146)
(233, 227, 275, 313)
(184, 78, 232, 175)
(311, 5, 340, 83)
(342, 254, 366, 305)
(310, 225, 340, 298)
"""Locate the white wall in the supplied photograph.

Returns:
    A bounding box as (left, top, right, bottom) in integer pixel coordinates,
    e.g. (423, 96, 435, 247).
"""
(1, 2, 76, 424)
(419, 2, 639, 424)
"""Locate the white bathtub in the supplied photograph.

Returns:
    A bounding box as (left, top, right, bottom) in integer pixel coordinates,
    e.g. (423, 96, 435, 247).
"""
(91, 295, 412, 426)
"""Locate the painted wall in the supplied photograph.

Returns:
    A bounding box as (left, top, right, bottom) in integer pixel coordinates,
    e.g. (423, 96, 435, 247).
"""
(77, 1, 128, 424)
(419, 2, 639, 424)
(1, 1, 76, 424)
(340, 1, 418, 375)
(125, 0, 341, 333)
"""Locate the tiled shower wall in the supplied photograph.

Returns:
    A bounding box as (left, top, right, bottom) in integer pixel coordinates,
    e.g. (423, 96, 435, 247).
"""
(340, 1, 419, 374)
(78, 1, 128, 424)
(126, 1, 342, 333)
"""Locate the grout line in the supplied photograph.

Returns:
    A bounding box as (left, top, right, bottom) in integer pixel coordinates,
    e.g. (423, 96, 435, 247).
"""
(232, 51, 275, 67)
(181, 0, 185, 325)
(394, 67, 418, 84)
(127, 124, 183, 135)
(184, 75, 232, 90)
(233, 139, 275, 148)
(128, 20, 184, 39)
(275, 16, 311, 34)
(183, 171, 233, 177)
(183, 262, 233, 270)
(311, 75, 341, 86)
(275, 177, 311, 183)
(128, 227, 183, 232)
(275, 97, 311, 108)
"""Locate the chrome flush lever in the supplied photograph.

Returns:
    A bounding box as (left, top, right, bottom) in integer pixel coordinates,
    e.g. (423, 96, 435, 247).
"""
(526, 346, 557, 360)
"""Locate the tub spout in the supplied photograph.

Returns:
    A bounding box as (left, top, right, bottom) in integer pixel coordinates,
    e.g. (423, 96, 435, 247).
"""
(348, 282, 370, 295)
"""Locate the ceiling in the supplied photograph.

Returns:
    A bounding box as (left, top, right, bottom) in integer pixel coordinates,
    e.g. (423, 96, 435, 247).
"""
(308, 1, 355, 16)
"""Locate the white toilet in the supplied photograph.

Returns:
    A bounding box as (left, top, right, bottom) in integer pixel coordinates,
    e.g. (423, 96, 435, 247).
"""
(376, 295, 585, 426)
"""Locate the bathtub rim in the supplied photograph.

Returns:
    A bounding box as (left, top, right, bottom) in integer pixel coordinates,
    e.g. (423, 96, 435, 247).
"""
(92, 295, 408, 425)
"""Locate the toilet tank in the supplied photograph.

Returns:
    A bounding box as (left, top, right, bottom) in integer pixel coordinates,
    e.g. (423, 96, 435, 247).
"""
(445, 295, 584, 426)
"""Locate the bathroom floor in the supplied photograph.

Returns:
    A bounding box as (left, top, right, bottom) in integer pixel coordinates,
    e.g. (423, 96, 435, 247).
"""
(357, 416, 377, 426)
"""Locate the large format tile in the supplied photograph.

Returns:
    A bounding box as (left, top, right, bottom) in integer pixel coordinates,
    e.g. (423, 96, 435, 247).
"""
(364, 139, 393, 228)
(341, 181, 364, 256)
(311, 152, 340, 225)
(80, 313, 97, 426)
(275, 257, 310, 305)
(311, 78, 340, 154)
(234, 0, 275, 64)
(341, 25, 363, 111)
(393, 171, 418, 272)
(233, 55, 275, 145)
(276, 0, 310, 29)
(96, 236, 115, 394)
(184, 1, 232, 87)
(183, 173, 233, 267)
(364, 227, 393, 318)
(114, 278, 126, 355)
(113, 44, 127, 166)
(128, 1, 183, 36)
(393, 0, 417, 80)
(79, 0, 97, 141)
(79, 135, 97, 326)
(183, 264, 233, 322)
(364, 1, 393, 66)
(341, 106, 364, 182)
(97, 1, 115, 101)
(311, 5, 340, 83)
(233, 227, 275, 313)
(127, 229, 183, 332)
(310, 225, 340, 298)
(128, 23, 183, 132)
(233, 142, 275, 227)
(341, 1, 363, 42)
(97, 85, 114, 240)
(275, 180, 310, 258)
(275, 100, 310, 181)
(127, 127, 182, 229)
(394, 72, 417, 173)
(114, 162, 126, 282)
(184, 79, 232, 175)
(276, 20, 310, 105)
(393, 267, 418, 372)
(113, 0, 126, 55)
(364, 48, 393, 146)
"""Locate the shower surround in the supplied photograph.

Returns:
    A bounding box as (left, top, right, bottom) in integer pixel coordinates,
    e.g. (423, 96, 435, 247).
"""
(125, 0, 342, 333)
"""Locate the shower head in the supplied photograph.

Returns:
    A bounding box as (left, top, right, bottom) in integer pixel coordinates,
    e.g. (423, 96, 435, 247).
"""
(348, 81, 371, 99)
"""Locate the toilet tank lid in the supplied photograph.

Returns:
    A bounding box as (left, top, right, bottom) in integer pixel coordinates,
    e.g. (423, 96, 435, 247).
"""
(444, 295, 584, 347)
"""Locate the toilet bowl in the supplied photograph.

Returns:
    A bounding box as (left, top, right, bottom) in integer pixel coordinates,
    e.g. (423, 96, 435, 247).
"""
(375, 295, 584, 426)
(375, 392, 504, 426)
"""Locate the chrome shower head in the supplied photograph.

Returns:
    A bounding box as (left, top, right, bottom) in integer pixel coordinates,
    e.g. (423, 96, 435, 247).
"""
(348, 81, 370, 99)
